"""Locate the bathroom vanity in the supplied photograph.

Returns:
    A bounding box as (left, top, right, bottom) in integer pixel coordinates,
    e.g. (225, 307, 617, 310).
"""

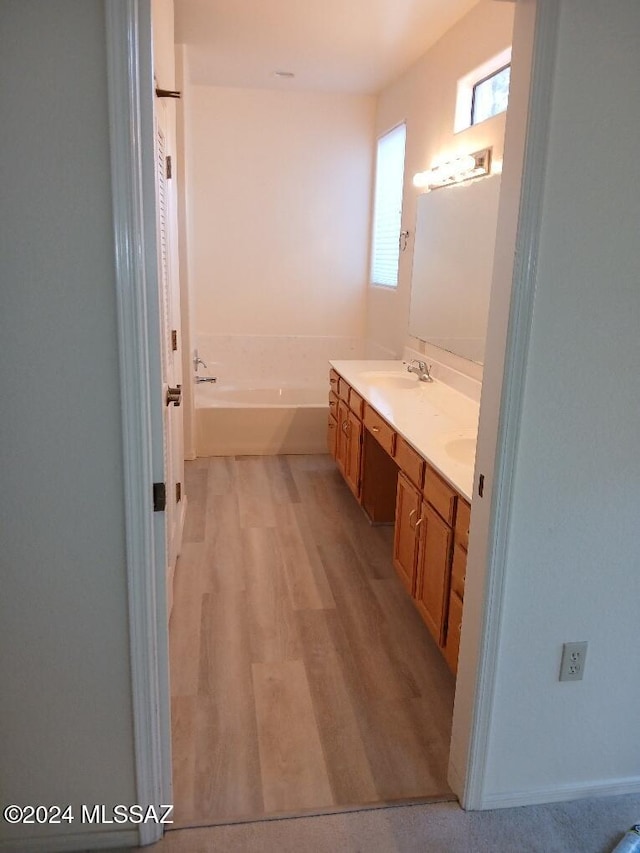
(328, 360, 478, 675)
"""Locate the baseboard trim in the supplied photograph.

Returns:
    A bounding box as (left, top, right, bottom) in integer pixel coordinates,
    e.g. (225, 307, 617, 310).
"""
(0, 828, 139, 853)
(480, 776, 640, 810)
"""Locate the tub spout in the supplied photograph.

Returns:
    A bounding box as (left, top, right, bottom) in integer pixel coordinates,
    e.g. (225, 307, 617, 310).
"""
(195, 376, 217, 384)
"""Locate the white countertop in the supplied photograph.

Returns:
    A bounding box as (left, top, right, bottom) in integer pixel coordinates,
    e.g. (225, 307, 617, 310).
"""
(329, 360, 479, 502)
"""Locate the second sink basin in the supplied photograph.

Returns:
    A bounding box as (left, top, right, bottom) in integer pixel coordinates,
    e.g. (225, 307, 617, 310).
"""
(443, 435, 477, 466)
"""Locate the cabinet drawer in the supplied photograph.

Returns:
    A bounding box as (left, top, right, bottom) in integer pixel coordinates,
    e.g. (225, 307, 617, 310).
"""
(329, 369, 340, 393)
(451, 542, 467, 600)
(424, 464, 456, 525)
(363, 404, 396, 455)
(455, 498, 471, 550)
(349, 388, 364, 419)
(338, 376, 350, 402)
(444, 591, 463, 675)
(395, 436, 425, 489)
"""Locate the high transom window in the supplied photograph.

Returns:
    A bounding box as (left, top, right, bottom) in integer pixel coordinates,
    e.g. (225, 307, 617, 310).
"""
(471, 64, 511, 126)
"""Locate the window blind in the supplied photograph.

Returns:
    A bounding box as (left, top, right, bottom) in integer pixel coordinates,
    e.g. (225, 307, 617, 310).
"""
(371, 123, 406, 287)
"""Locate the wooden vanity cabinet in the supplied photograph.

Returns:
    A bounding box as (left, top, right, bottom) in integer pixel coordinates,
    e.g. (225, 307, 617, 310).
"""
(329, 366, 472, 673)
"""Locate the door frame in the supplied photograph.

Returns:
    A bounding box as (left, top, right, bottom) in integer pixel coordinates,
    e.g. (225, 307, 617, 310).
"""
(448, 0, 559, 808)
(105, 1, 172, 845)
(106, 0, 559, 838)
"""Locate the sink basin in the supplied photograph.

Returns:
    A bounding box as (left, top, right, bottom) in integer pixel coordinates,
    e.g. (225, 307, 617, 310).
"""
(359, 370, 423, 390)
(443, 436, 476, 466)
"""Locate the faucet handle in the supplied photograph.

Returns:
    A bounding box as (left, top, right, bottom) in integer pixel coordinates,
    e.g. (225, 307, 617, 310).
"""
(193, 349, 207, 371)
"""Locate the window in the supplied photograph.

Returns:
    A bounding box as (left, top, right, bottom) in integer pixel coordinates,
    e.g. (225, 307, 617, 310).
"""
(370, 123, 406, 288)
(471, 64, 511, 125)
(454, 47, 512, 133)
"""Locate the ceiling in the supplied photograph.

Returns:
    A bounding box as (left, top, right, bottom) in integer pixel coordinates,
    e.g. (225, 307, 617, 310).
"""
(174, 0, 481, 94)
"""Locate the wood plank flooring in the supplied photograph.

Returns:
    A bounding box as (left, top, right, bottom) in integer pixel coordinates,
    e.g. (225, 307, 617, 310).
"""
(169, 454, 455, 828)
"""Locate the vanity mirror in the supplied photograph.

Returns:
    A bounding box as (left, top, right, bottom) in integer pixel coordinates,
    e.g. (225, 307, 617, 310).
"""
(408, 173, 501, 364)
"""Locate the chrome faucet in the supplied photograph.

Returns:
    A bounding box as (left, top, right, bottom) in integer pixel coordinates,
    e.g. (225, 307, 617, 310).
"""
(407, 359, 433, 382)
(195, 375, 217, 384)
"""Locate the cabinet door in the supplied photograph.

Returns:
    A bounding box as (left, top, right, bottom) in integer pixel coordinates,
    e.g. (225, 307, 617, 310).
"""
(344, 409, 362, 499)
(414, 502, 453, 646)
(336, 399, 349, 476)
(443, 591, 463, 675)
(327, 414, 338, 458)
(393, 472, 421, 594)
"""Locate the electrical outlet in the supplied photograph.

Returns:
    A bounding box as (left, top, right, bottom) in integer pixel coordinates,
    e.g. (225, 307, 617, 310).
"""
(559, 641, 588, 682)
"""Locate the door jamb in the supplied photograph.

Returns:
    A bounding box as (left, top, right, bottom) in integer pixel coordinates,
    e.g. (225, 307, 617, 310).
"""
(105, 1, 171, 845)
(108, 0, 563, 831)
(452, 0, 560, 808)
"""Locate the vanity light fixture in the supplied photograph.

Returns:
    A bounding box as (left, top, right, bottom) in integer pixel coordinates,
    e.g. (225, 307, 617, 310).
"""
(413, 147, 492, 191)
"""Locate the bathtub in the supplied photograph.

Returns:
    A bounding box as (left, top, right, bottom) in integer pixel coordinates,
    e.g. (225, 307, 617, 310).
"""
(195, 382, 329, 456)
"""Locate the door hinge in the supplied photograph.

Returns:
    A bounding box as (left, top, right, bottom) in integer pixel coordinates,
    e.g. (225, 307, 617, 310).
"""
(155, 87, 182, 99)
(166, 155, 172, 179)
(176, 482, 182, 503)
(153, 482, 166, 512)
(171, 329, 178, 351)
(478, 473, 485, 498)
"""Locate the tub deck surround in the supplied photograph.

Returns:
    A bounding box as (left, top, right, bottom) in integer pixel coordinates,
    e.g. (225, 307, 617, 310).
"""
(329, 360, 479, 501)
(195, 383, 328, 456)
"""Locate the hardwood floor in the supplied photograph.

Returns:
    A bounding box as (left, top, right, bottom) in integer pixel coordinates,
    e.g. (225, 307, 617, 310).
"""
(169, 454, 455, 828)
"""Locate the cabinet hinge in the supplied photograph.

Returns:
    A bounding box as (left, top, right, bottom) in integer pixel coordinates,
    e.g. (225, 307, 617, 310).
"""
(176, 482, 182, 503)
(166, 155, 172, 179)
(171, 329, 178, 351)
(153, 482, 166, 512)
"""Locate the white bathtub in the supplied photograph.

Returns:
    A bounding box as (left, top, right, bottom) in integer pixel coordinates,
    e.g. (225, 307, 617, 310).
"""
(195, 382, 329, 456)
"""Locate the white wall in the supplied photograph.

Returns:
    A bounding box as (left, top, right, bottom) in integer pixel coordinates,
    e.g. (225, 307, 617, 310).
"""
(481, 0, 640, 804)
(152, 0, 176, 90)
(0, 2, 136, 849)
(185, 84, 375, 339)
(369, 0, 515, 360)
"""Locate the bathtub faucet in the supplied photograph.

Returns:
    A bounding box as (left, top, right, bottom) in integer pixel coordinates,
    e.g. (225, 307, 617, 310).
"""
(195, 376, 217, 384)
